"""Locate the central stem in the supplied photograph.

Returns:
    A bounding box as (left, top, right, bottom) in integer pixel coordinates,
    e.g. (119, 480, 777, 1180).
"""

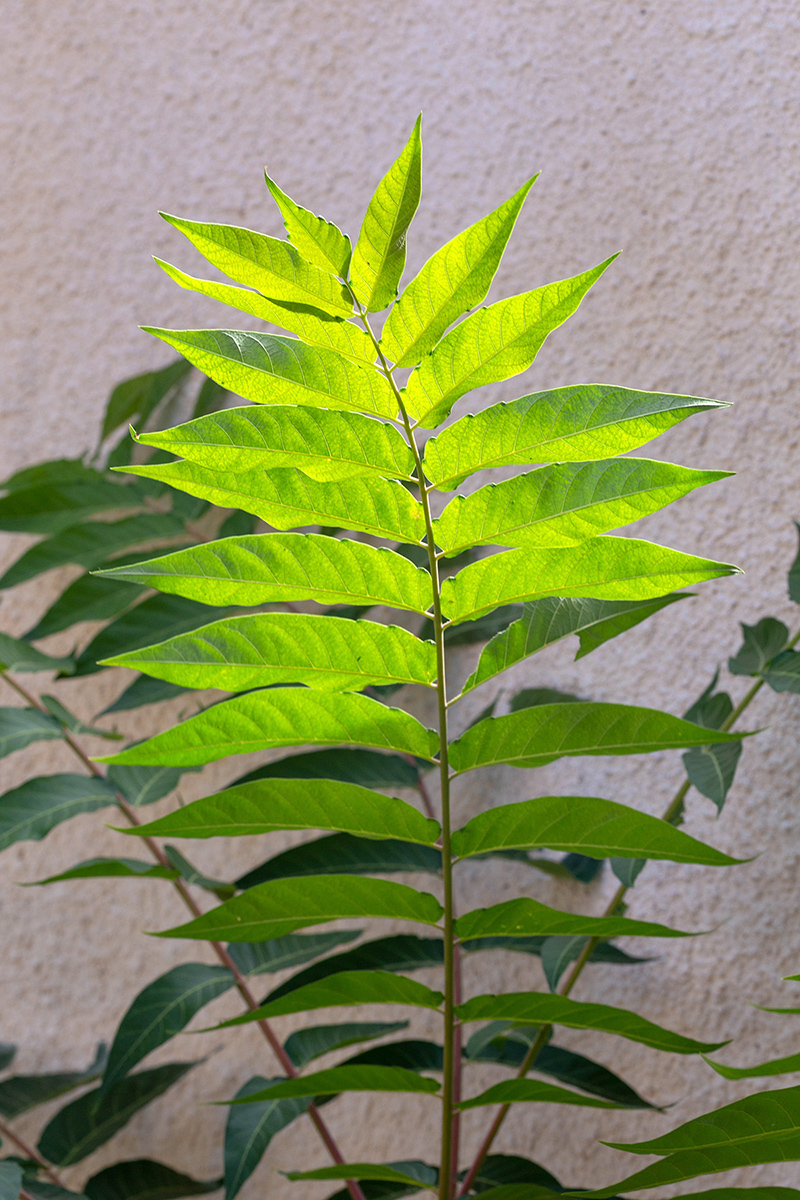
(355, 304, 457, 1200)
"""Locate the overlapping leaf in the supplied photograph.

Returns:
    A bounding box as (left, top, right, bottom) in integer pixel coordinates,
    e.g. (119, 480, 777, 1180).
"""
(458, 1078, 623, 1111)
(224, 1076, 309, 1200)
(73, 593, 226, 677)
(451, 795, 739, 863)
(236, 833, 442, 887)
(96, 533, 433, 613)
(0, 707, 63, 758)
(284, 1022, 409, 1069)
(405, 258, 615, 428)
(160, 213, 353, 316)
(124, 777, 438, 844)
(226, 930, 360, 978)
(449, 702, 743, 774)
(98, 688, 438, 767)
(136, 405, 413, 481)
(0, 632, 75, 675)
(382, 177, 536, 366)
(143, 328, 397, 418)
(441, 538, 739, 625)
(231, 747, 420, 792)
(462, 594, 688, 693)
(423, 384, 729, 490)
(227, 1065, 440, 1103)
(103, 611, 436, 693)
(84, 1159, 221, 1200)
(25, 570, 145, 640)
(262, 935, 444, 1004)
(0, 1045, 106, 1118)
(265, 173, 352, 276)
(454, 896, 693, 942)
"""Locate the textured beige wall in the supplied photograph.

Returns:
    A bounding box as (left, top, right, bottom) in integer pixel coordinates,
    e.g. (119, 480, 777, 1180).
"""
(3, 0, 800, 1194)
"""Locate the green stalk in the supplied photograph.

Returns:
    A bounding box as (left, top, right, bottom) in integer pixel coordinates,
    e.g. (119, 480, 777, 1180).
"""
(354, 301, 458, 1200)
(458, 634, 797, 1195)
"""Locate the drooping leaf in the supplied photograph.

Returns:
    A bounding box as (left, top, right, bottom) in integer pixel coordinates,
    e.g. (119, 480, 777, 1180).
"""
(29, 858, 177, 885)
(434, 460, 728, 557)
(0, 775, 117, 852)
(223, 1076, 309, 1200)
(382, 177, 536, 367)
(462, 594, 688, 693)
(451, 794, 738, 864)
(106, 764, 188, 808)
(73, 593, 227, 677)
(265, 173, 352, 276)
(262, 935, 444, 1003)
(0, 1045, 107, 1118)
(154, 874, 443, 942)
(423, 384, 729, 490)
(215, 971, 444, 1028)
(161, 845, 235, 899)
(102, 612, 436, 693)
(236, 834, 442, 888)
(136, 405, 413, 482)
(703, 1050, 800, 1080)
(102, 965, 235, 1091)
(226, 929, 361, 978)
(99, 688, 438, 768)
(284, 1022, 409, 1069)
(456, 992, 727, 1054)
(540, 935, 591, 991)
(143, 328, 397, 419)
(762, 649, 800, 694)
(120, 460, 425, 546)
(455, 896, 692, 942)
(228, 1066, 439, 1104)
(405, 258, 616, 429)
(155, 259, 372, 365)
(125, 777, 438, 845)
(0, 707, 63, 758)
(0, 633, 74, 675)
(610, 857, 646, 887)
(441, 538, 739, 626)
(350, 117, 422, 312)
(83, 1159, 221, 1200)
(37, 1062, 197, 1166)
(729, 617, 789, 675)
(0, 514, 187, 590)
(25, 571, 145, 641)
(231, 747, 420, 792)
(95, 533, 433, 613)
(0, 478, 142, 535)
(449, 702, 744, 774)
(160, 213, 353, 316)
(39, 696, 122, 740)
(458, 1078, 623, 1110)
(101, 359, 192, 440)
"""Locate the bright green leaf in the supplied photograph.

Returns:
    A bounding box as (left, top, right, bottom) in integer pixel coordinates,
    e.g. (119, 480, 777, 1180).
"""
(449, 702, 744, 774)
(29, 858, 177, 885)
(95, 533, 433, 613)
(455, 896, 692, 942)
(263, 935, 443, 1004)
(216, 970, 443, 1028)
(288, 1165, 435, 1188)
(350, 117, 422, 312)
(156, 874, 442, 942)
(405, 257, 616, 428)
(451, 795, 739, 864)
(228, 1065, 439, 1103)
(382, 176, 536, 367)
(265, 173, 352, 276)
(458, 1078, 623, 1111)
(98, 688, 438, 768)
(441, 538, 740, 626)
(423, 384, 730, 490)
(704, 1051, 800, 1081)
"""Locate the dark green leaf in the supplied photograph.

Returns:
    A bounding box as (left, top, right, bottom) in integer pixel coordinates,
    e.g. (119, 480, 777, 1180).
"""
(0, 633, 74, 675)
(106, 764, 188, 808)
(84, 1160, 220, 1200)
(350, 117, 422, 312)
(763, 649, 800, 694)
(29, 858, 177, 885)
(99, 689, 438, 768)
(560, 853, 603, 883)
(683, 742, 742, 812)
(37, 1062, 197, 1166)
(0, 708, 63, 759)
(74, 594, 226, 677)
(344, 1040, 443, 1073)
(102, 964, 234, 1092)
(459, 1078, 622, 1111)
(0, 480, 142, 535)
(226, 930, 361, 978)
(541, 936, 589, 991)
(449, 702, 744, 774)
(227, 1065, 439, 1103)
(289, 1165, 435, 1188)
(0, 775, 117, 852)
(789, 522, 800, 603)
(95, 533, 433, 615)
(609, 857, 646, 887)
(324, 1162, 435, 1200)
(463, 594, 688, 693)
(155, 874, 443, 942)
(102, 676, 193, 715)
(284, 1022, 409, 1069)
(451, 794, 739, 864)
(161, 845, 234, 899)
(461, 936, 650, 969)
(468, 1154, 561, 1195)
(0, 1162, 22, 1200)
(423, 384, 729, 490)
(456, 993, 727, 1054)
(0, 1045, 106, 1118)
(237, 834, 442, 888)
(729, 618, 789, 675)
(39, 696, 122, 740)
(102, 360, 192, 440)
(509, 688, 583, 710)
(231, 748, 420, 792)
(263, 935, 444, 1004)
(25, 571, 145, 641)
(0, 1044, 15, 1070)
(217, 971, 443, 1028)
(454, 897, 691, 942)
(223, 1076, 309, 1200)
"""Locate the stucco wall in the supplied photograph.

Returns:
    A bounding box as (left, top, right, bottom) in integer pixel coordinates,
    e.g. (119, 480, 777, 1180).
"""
(3, 1, 800, 1194)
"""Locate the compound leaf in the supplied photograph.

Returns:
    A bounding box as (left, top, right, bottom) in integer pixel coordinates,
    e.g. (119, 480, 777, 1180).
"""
(98, 688, 438, 767)
(423, 385, 730, 490)
(95, 533, 433, 614)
